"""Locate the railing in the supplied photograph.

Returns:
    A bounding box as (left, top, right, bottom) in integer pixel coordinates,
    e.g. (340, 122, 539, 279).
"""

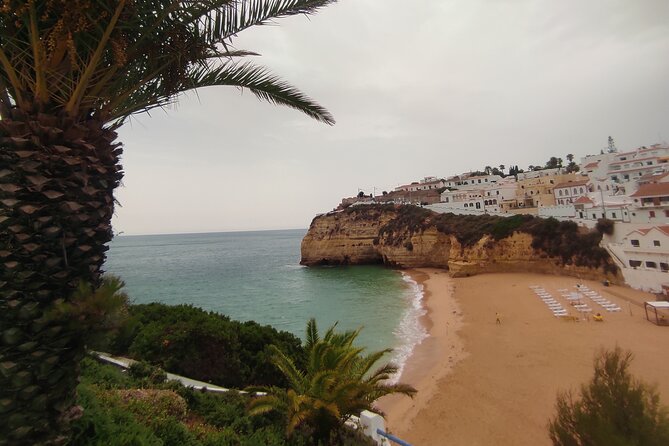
(377, 429, 413, 446)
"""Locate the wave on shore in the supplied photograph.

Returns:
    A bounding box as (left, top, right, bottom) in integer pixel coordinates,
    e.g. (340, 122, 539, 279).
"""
(390, 272, 428, 383)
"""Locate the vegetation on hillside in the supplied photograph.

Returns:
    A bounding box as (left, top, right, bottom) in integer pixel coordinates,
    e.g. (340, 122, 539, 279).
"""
(548, 348, 669, 446)
(109, 303, 306, 389)
(72, 357, 376, 446)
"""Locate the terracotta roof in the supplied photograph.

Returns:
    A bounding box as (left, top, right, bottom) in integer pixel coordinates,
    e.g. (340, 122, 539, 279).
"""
(640, 145, 669, 152)
(554, 180, 589, 189)
(609, 156, 657, 166)
(574, 196, 594, 204)
(584, 162, 600, 168)
(632, 226, 669, 237)
(630, 182, 669, 198)
(639, 171, 669, 183)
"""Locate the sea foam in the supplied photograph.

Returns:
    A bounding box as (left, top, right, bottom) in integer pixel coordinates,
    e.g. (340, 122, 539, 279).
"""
(389, 272, 428, 384)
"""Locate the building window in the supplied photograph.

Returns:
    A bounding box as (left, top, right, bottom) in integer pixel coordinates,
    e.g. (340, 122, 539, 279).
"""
(665, 210, 669, 217)
(592, 214, 597, 219)
(624, 175, 630, 180)
(611, 212, 616, 219)
(579, 187, 584, 194)
(646, 261, 657, 269)
(650, 211, 656, 218)
(654, 240, 661, 247)
(550, 179, 554, 184)
(559, 190, 563, 196)
(661, 263, 669, 272)
(631, 240, 640, 247)
(629, 260, 642, 268)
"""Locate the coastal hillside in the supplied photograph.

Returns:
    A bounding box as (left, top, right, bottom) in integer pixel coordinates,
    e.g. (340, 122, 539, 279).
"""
(301, 205, 621, 282)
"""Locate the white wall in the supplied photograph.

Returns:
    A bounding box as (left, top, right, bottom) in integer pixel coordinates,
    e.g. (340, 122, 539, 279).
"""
(538, 205, 576, 218)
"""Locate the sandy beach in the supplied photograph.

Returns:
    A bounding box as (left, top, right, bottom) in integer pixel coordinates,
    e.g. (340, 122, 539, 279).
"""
(377, 269, 669, 446)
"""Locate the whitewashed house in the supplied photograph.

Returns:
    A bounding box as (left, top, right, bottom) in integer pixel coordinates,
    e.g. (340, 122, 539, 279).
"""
(553, 179, 590, 205)
(606, 225, 669, 292)
(629, 182, 669, 224)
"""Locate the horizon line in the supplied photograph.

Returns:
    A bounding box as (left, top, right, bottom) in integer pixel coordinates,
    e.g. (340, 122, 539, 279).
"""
(113, 227, 308, 237)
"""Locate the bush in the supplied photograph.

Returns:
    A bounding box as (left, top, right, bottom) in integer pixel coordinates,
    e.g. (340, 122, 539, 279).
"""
(128, 361, 168, 385)
(70, 385, 162, 446)
(548, 347, 669, 446)
(79, 357, 134, 389)
(110, 303, 305, 388)
(596, 218, 615, 235)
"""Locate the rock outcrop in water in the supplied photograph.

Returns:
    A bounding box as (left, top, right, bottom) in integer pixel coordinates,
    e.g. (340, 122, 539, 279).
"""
(300, 205, 621, 282)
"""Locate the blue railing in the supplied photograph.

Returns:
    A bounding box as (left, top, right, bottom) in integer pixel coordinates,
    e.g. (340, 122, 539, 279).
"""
(377, 429, 413, 446)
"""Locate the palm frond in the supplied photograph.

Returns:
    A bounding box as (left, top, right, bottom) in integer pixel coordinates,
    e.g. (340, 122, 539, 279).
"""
(204, 0, 339, 42)
(0, 0, 336, 125)
(108, 60, 334, 125)
(305, 317, 320, 351)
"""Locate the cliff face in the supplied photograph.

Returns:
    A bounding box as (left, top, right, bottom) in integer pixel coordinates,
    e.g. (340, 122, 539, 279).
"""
(301, 206, 621, 283)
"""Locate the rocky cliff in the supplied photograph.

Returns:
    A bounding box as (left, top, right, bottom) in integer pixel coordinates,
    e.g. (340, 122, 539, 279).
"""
(301, 205, 621, 282)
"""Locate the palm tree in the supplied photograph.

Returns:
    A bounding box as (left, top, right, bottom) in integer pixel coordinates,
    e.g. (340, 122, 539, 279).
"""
(248, 319, 416, 441)
(0, 2, 336, 443)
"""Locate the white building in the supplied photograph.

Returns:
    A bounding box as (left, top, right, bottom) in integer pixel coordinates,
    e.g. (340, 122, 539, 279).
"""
(439, 179, 516, 213)
(553, 179, 590, 205)
(606, 225, 669, 293)
(628, 182, 669, 224)
(516, 168, 563, 180)
(395, 176, 446, 192)
(606, 144, 669, 195)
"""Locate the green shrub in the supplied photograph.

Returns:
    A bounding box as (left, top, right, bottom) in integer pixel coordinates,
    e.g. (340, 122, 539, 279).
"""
(128, 361, 168, 385)
(110, 303, 305, 389)
(79, 357, 134, 389)
(70, 385, 162, 446)
(549, 347, 669, 446)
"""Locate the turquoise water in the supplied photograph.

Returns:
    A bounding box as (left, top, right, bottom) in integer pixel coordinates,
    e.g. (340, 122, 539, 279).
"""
(105, 229, 425, 366)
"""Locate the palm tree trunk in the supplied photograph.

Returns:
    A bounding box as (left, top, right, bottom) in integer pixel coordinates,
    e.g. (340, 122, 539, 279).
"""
(0, 109, 123, 445)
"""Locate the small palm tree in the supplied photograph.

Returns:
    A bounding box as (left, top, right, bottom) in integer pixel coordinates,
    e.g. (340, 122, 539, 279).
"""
(248, 319, 416, 441)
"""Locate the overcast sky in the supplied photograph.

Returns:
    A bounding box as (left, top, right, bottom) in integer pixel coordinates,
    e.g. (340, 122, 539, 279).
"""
(112, 0, 669, 235)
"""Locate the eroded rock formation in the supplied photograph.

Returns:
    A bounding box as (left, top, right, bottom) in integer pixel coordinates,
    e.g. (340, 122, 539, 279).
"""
(301, 205, 621, 283)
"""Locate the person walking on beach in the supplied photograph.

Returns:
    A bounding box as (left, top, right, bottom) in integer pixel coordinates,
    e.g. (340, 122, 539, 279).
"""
(496, 312, 501, 325)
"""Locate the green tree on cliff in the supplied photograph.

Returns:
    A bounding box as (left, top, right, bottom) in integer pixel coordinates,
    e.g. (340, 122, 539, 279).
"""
(0, 1, 336, 443)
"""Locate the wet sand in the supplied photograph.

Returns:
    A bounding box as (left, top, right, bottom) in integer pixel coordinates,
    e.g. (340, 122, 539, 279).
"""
(378, 269, 669, 446)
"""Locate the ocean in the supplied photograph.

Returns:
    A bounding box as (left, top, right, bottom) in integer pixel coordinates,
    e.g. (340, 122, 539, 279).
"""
(105, 229, 426, 378)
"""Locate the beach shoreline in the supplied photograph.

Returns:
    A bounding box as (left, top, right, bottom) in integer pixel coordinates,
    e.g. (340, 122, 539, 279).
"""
(379, 270, 669, 445)
(377, 268, 466, 435)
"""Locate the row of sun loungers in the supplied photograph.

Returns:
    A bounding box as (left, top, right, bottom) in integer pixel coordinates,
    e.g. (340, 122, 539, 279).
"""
(531, 284, 623, 318)
(530, 286, 569, 317)
(575, 285, 622, 312)
(557, 289, 593, 314)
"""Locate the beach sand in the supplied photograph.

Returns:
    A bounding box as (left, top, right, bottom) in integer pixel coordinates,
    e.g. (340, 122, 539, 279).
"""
(377, 269, 669, 446)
